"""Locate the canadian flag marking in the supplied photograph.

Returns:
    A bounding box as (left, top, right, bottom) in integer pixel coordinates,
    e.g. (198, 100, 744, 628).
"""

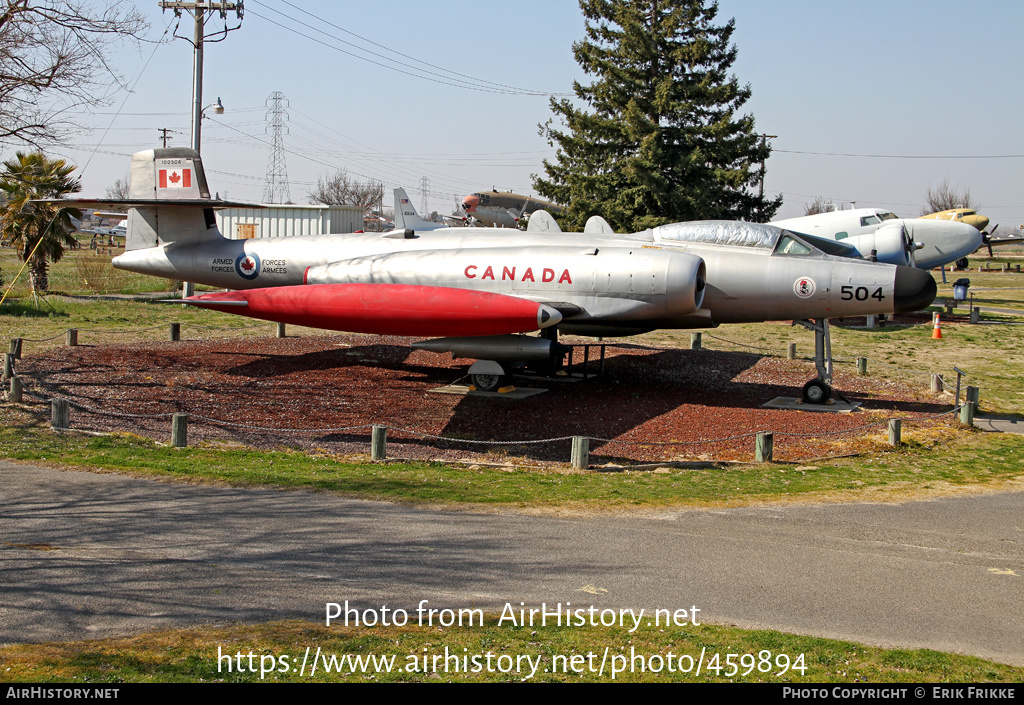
(159, 168, 192, 189)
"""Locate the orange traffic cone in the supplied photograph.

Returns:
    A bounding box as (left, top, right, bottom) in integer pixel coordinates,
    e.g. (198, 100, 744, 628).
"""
(932, 313, 943, 339)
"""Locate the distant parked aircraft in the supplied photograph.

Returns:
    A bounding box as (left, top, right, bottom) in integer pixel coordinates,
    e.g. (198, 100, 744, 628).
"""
(919, 208, 1021, 262)
(773, 208, 981, 270)
(460, 190, 563, 228)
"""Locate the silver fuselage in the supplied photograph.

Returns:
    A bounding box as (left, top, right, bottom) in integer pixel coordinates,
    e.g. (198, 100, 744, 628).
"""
(113, 221, 919, 334)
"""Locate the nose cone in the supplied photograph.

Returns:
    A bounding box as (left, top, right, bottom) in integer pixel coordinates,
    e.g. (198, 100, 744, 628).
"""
(893, 266, 937, 313)
(910, 220, 982, 269)
(968, 214, 990, 232)
(538, 304, 562, 329)
(462, 195, 479, 212)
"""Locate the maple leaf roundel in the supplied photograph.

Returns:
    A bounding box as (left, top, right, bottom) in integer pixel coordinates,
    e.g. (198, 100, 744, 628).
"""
(235, 252, 261, 280)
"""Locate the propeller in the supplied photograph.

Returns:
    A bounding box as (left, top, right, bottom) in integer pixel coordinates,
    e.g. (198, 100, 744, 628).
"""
(901, 223, 920, 267)
(514, 196, 533, 229)
(983, 224, 999, 257)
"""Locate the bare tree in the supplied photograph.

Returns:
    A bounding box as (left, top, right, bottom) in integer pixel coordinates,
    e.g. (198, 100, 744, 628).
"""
(308, 170, 383, 208)
(921, 178, 979, 215)
(804, 196, 836, 216)
(0, 0, 148, 148)
(104, 174, 130, 199)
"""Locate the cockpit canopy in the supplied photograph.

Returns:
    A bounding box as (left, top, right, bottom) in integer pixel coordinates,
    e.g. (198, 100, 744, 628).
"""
(653, 221, 782, 249)
(651, 220, 859, 258)
(859, 212, 899, 227)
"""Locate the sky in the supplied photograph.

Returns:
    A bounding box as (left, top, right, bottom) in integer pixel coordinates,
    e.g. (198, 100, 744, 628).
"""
(14, 0, 1024, 226)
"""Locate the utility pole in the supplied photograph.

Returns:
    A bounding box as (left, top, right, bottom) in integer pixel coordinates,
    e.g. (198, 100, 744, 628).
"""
(159, 1, 242, 299)
(756, 133, 777, 223)
(157, 128, 177, 148)
(159, 1, 243, 153)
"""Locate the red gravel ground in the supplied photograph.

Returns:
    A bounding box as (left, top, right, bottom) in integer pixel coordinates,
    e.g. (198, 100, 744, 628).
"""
(14, 331, 955, 465)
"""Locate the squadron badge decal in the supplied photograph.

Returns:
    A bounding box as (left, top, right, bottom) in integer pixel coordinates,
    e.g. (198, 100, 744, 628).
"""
(793, 276, 816, 298)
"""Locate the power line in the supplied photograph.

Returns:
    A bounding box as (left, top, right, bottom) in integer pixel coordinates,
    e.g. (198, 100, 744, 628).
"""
(268, 0, 569, 97)
(775, 149, 1024, 160)
(245, 3, 570, 97)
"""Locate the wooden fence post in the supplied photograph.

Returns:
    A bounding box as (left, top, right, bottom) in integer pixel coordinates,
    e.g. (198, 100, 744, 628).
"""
(965, 386, 980, 414)
(888, 419, 901, 447)
(171, 413, 188, 448)
(755, 431, 773, 462)
(51, 399, 70, 430)
(169, 322, 180, 341)
(571, 436, 589, 470)
(960, 394, 975, 426)
(66, 329, 78, 346)
(371, 425, 387, 461)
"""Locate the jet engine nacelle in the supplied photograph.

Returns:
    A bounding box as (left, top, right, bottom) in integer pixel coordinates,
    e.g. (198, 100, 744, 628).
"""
(843, 223, 913, 267)
(305, 246, 707, 323)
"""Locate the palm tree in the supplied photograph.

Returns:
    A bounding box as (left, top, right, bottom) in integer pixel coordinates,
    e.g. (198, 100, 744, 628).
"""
(0, 152, 82, 292)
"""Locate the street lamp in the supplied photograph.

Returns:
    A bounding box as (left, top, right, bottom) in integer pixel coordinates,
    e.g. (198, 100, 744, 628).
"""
(204, 97, 225, 117)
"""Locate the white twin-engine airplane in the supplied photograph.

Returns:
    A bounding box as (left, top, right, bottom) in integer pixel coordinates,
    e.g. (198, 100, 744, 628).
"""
(50, 148, 937, 403)
(772, 208, 982, 270)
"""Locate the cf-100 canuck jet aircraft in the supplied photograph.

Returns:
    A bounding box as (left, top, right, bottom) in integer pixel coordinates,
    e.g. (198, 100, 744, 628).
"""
(50, 148, 936, 403)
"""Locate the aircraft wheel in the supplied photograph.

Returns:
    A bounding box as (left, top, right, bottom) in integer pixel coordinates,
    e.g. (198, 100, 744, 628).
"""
(471, 373, 506, 392)
(802, 379, 832, 404)
(955, 257, 969, 270)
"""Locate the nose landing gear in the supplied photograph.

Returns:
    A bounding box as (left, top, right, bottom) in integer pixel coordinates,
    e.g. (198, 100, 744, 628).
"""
(794, 318, 835, 404)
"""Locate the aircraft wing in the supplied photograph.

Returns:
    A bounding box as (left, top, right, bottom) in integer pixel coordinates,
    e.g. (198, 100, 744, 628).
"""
(40, 198, 262, 210)
(985, 234, 1024, 248)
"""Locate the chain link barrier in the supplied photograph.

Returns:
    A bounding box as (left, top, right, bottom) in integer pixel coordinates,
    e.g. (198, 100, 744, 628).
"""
(16, 385, 965, 456)
(5, 318, 978, 461)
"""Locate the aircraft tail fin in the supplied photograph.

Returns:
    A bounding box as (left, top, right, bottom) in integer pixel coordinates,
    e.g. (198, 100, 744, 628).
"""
(526, 209, 562, 234)
(394, 188, 444, 231)
(583, 215, 615, 235)
(122, 148, 215, 251)
(46, 148, 257, 251)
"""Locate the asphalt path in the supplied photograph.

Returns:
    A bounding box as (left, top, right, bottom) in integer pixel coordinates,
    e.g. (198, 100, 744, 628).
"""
(2, 460, 1022, 666)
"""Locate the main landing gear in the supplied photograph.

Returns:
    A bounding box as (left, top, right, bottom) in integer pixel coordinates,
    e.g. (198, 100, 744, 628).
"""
(466, 328, 570, 392)
(794, 318, 834, 404)
(468, 360, 510, 392)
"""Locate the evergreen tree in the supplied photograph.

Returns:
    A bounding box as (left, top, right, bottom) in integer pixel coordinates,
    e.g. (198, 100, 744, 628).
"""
(534, 0, 780, 232)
